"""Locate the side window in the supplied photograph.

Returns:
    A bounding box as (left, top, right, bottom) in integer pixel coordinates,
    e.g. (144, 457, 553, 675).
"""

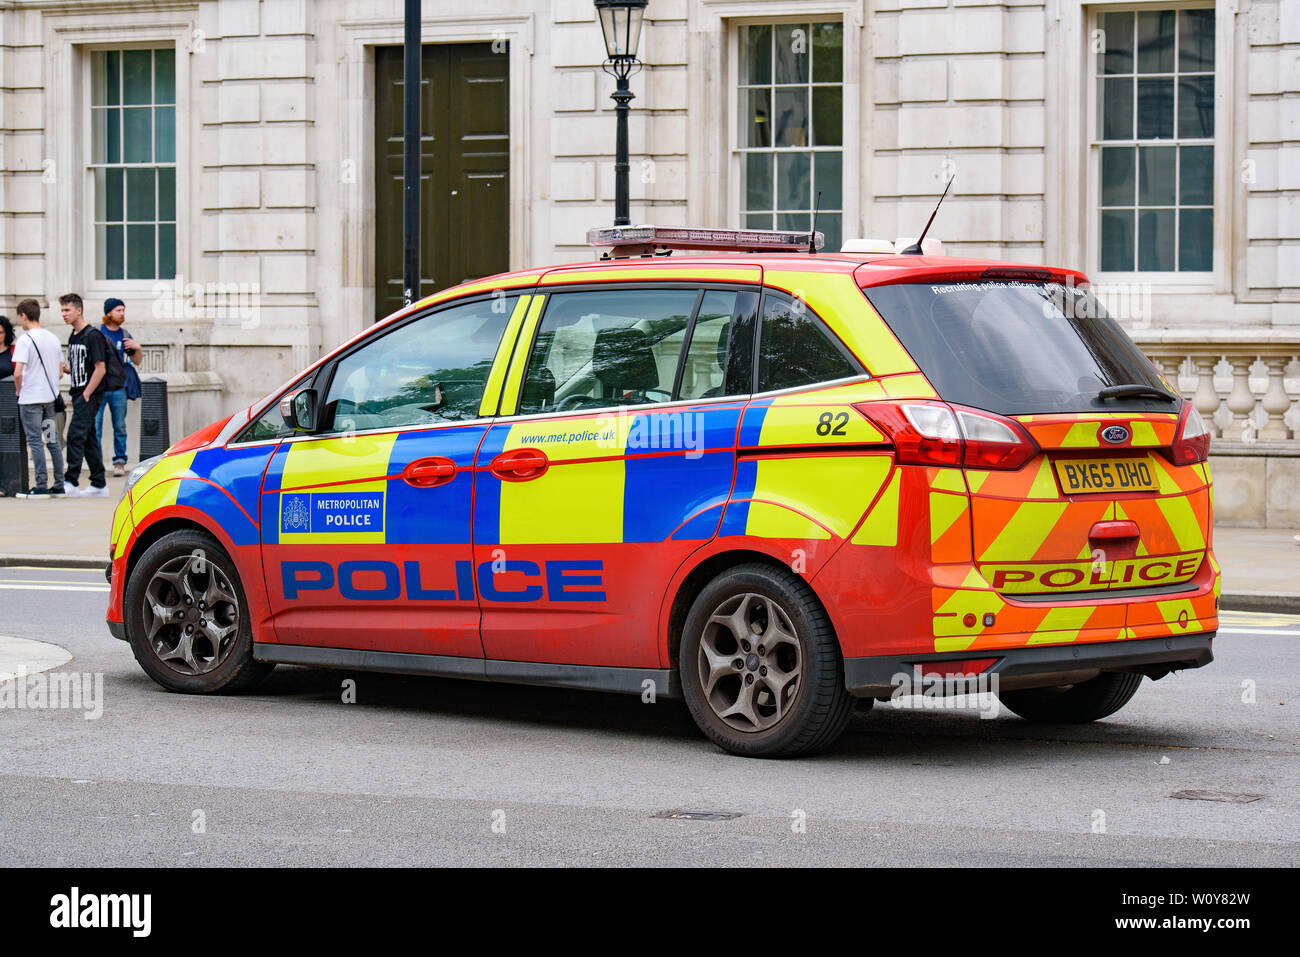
(319, 297, 516, 433)
(238, 372, 317, 442)
(244, 400, 294, 442)
(756, 290, 859, 393)
(518, 288, 697, 415)
(676, 289, 765, 401)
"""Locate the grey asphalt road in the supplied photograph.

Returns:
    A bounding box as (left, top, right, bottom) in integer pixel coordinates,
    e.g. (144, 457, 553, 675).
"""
(1, 565, 1297, 867)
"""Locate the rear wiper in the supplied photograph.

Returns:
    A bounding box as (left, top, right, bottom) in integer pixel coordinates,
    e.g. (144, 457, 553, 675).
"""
(1098, 383, 1177, 402)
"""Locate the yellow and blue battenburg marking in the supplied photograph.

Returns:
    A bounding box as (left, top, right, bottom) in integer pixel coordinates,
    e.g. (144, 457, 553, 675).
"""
(259, 424, 489, 546)
(472, 403, 745, 546)
(720, 392, 896, 541)
(129, 445, 271, 547)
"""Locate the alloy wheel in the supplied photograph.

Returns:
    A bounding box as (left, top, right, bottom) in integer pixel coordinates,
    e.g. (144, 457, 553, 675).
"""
(141, 554, 241, 675)
(697, 592, 803, 732)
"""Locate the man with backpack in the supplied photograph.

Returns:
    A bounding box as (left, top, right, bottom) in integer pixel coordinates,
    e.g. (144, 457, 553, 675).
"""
(59, 292, 112, 497)
(95, 297, 140, 476)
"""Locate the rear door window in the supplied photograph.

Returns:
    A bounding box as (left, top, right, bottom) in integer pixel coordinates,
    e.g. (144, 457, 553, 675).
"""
(756, 290, 861, 393)
(862, 281, 1171, 415)
(676, 289, 762, 401)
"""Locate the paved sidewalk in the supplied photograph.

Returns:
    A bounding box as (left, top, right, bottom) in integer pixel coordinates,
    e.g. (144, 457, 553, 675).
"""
(1, 472, 131, 566)
(2, 480, 1297, 609)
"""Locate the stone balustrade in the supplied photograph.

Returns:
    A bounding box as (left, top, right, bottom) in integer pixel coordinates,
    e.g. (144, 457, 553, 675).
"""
(1139, 341, 1300, 445)
(1138, 338, 1299, 527)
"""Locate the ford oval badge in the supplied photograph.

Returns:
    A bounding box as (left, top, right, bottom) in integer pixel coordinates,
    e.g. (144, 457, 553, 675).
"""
(1101, 425, 1130, 444)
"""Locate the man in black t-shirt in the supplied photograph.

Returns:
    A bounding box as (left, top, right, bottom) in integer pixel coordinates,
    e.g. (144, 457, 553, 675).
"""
(59, 292, 108, 496)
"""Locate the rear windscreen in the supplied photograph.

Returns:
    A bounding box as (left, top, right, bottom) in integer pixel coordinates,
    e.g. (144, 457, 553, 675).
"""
(862, 281, 1172, 415)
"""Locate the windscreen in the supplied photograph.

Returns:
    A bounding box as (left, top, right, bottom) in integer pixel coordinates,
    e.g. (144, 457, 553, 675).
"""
(862, 281, 1172, 415)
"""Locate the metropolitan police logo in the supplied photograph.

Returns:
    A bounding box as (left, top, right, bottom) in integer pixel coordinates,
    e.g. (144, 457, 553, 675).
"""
(281, 494, 311, 533)
(1100, 425, 1130, 445)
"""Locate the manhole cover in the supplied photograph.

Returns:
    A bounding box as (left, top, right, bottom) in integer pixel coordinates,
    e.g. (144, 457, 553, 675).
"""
(652, 810, 743, 821)
(1169, 790, 1264, 804)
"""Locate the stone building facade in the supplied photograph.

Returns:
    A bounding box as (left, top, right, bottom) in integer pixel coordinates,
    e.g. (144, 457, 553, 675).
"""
(0, 0, 1296, 523)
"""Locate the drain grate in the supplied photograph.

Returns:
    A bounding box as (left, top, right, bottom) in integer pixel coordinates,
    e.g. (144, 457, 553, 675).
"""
(1169, 790, 1264, 804)
(652, 810, 743, 821)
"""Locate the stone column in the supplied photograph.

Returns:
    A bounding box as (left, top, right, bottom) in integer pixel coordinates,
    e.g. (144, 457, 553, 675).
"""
(1259, 356, 1292, 441)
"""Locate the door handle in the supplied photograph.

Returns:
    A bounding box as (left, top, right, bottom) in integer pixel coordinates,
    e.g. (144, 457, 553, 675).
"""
(1088, 520, 1139, 541)
(401, 456, 458, 488)
(489, 448, 549, 482)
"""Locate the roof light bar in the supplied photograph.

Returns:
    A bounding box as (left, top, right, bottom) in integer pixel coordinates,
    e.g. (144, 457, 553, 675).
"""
(587, 224, 824, 257)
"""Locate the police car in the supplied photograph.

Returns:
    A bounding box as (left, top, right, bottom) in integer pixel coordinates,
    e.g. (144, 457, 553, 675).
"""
(108, 225, 1217, 758)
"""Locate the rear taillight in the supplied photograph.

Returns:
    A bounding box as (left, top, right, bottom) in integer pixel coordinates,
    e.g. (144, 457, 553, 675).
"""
(1161, 402, 1211, 466)
(855, 401, 1038, 471)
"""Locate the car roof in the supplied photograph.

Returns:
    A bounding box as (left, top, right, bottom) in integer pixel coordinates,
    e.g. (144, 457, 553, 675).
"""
(252, 250, 1091, 426)
(416, 252, 1089, 300)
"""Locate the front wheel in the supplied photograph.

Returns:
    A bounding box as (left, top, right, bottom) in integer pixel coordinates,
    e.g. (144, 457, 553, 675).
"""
(679, 563, 853, 758)
(998, 672, 1143, 723)
(124, 529, 273, 694)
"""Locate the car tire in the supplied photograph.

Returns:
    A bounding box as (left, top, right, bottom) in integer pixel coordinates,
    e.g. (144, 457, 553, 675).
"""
(998, 671, 1143, 723)
(679, 563, 853, 758)
(124, 529, 273, 694)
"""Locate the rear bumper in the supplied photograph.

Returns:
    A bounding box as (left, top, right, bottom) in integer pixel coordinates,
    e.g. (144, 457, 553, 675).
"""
(844, 632, 1213, 697)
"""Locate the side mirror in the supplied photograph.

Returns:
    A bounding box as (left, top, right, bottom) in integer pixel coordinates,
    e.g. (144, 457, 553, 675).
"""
(280, 388, 319, 432)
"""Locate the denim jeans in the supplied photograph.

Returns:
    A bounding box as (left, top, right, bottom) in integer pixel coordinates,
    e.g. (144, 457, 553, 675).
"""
(95, 387, 129, 464)
(18, 401, 64, 490)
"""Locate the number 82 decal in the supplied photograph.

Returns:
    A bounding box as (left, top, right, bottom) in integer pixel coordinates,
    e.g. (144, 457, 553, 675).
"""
(816, 411, 848, 436)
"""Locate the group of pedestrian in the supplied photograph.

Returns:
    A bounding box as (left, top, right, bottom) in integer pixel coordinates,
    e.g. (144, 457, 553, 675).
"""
(3, 295, 139, 498)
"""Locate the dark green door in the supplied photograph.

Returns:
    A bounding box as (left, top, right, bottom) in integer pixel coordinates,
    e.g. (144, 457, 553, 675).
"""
(375, 43, 509, 321)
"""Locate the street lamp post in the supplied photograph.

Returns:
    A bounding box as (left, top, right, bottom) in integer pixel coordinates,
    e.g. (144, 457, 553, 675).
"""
(594, 0, 648, 227)
(403, 0, 422, 305)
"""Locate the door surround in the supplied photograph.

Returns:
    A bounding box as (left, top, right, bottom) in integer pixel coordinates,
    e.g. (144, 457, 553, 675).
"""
(331, 14, 535, 345)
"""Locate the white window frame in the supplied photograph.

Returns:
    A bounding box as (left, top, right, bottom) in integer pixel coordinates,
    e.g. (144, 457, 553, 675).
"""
(1076, 0, 1234, 292)
(85, 43, 180, 285)
(689, 0, 863, 247)
(42, 11, 195, 305)
(732, 19, 849, 249)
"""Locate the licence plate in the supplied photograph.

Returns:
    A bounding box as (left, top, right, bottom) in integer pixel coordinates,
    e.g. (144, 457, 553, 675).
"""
(1054, 457, 1158, 494)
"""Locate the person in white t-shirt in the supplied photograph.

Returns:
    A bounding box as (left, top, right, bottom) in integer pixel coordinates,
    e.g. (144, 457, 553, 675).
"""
(10, 298, 66, 497)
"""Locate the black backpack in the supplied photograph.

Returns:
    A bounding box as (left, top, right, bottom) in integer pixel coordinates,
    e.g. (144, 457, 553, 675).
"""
(98, 327, 127, 392)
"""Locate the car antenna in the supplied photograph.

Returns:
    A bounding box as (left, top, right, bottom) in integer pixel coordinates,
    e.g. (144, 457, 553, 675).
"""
(808, 191, 822, 254)
(900, 175, 954, 255)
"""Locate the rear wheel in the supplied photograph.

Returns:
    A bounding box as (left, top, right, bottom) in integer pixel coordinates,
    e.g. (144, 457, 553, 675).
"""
(998, 672, 1142, 723)
(679, 563, 852, 758)
(124, 529, 273, 694)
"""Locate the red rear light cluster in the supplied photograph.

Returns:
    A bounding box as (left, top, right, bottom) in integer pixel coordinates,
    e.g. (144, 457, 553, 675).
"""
(1160, 402, 1211, 466)
(855, 401, 1038, 471)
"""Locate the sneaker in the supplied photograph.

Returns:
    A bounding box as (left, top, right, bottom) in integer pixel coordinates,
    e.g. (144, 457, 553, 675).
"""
(62, 482, 81, 497)
(113, 463, 126, 476)
(49, 484, 65, 496)
(15, 486, 52, 499)
(82, 484, 110, 498)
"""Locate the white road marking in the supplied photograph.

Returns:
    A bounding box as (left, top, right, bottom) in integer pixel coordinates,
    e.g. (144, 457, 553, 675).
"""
(1217, 628, 1300, 637)
(0, 578, 104, 586)
(0, 583, 109, 594)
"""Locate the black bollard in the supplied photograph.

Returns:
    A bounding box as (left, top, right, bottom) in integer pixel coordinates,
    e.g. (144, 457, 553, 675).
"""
(0, 386, 29, 497)
(138, 377, 171, 460)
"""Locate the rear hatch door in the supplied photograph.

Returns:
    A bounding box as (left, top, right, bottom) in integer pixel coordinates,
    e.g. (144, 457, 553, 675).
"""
(860, 278, 1210, 604)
